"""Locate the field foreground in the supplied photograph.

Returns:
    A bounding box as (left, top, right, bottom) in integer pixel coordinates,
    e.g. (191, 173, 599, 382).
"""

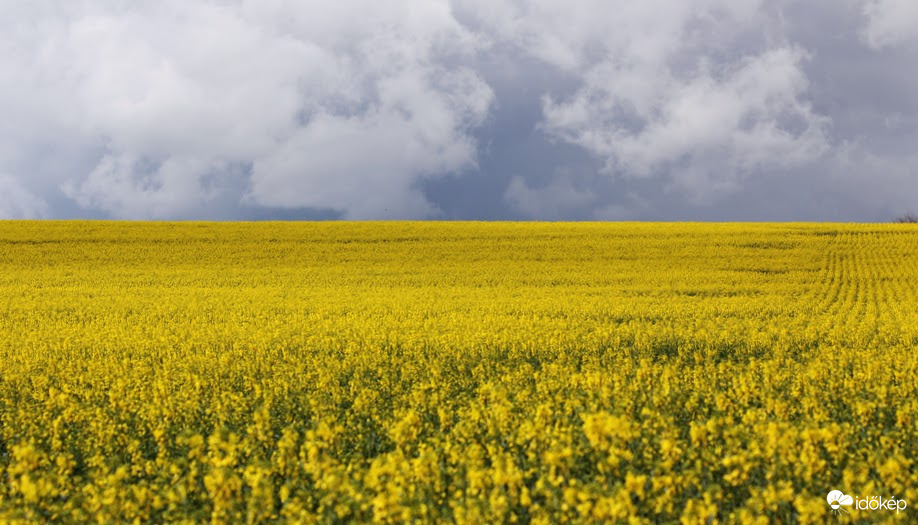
(1, 222, 916, 523)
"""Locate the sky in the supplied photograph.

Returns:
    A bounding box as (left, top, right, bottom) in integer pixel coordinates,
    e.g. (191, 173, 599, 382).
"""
(1, 0, 917, 221)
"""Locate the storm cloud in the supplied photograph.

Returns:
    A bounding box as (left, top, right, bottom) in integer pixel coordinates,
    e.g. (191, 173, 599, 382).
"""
(0, 0, 915, 220)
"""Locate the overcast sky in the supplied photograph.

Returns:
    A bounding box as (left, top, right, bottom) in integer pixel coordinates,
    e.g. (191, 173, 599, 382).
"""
(1, 0, 916, 221)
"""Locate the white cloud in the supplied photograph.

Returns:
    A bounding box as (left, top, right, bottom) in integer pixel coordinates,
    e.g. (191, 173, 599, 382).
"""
(248, 67, 492, 219)
(0, 0, 916, 220)
(545, 47, 829, 200)
(0, 0, 492, 219)
(504, 173, 596, 219)
(0, 176, 48, 219)
(862, 0, 918, 48)
(63, 154, 243, 219)
(468, 0, 830, 203)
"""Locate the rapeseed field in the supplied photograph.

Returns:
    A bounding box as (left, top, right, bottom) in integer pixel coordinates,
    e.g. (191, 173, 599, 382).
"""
(0, 221, 915, 523)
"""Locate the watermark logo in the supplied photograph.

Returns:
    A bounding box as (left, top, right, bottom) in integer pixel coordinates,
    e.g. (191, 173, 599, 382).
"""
(826, 490, 852, 515)
(827, 490, 907, 516)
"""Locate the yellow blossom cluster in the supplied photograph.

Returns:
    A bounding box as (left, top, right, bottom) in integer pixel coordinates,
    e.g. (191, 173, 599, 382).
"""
(0, 221, 915, 523)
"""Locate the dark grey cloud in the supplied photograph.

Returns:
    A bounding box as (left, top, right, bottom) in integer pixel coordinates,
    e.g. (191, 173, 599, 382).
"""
(0, 0, 916, 220)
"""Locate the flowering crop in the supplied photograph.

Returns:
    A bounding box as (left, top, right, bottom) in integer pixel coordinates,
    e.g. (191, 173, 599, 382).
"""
(0, 221, 916, 523)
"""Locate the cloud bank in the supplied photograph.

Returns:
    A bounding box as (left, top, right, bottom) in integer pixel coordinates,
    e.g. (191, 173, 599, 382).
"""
(0, 0, 916, 220)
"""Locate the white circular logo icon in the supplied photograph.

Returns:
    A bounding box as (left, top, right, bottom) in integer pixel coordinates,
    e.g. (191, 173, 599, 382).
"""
(827, 490, 853, 512)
